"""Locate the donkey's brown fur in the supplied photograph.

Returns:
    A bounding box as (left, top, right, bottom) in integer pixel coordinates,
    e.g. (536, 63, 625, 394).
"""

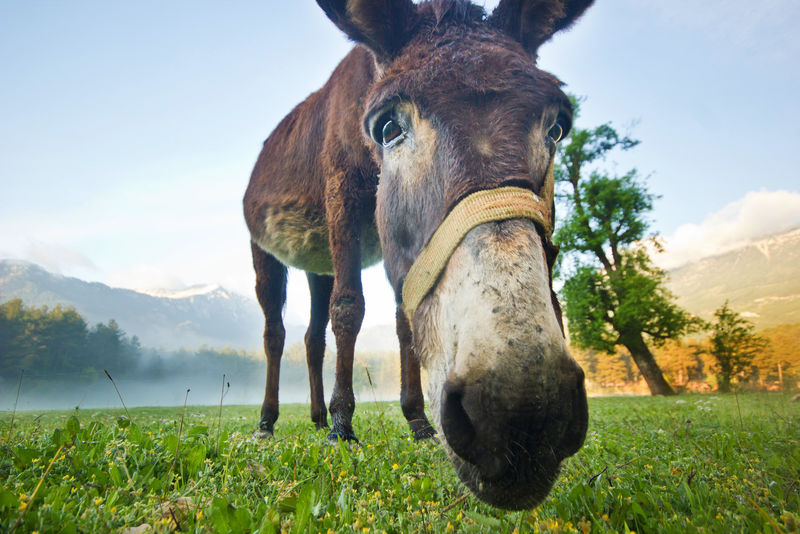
(244, 45, 403, 441)
(244, 0, 592, 508)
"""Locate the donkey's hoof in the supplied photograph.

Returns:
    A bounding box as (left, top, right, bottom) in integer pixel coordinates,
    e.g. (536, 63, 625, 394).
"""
(253, 420, 274, 440)
(327, 429, 359, 444)
(412, 424, 437, 441)
(408, 417, 437, 441)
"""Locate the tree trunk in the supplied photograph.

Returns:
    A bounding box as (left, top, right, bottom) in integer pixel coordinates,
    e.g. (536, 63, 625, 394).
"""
(621, 331, 676, 396)
(717, 374, 731, 393)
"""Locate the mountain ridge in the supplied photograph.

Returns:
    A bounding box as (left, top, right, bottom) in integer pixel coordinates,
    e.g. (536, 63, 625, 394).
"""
(665, 227, 800, 328)
(0, 260, 267, 350)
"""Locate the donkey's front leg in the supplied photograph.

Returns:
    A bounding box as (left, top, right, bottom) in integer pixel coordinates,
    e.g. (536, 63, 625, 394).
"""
(325, 172, 366, 443)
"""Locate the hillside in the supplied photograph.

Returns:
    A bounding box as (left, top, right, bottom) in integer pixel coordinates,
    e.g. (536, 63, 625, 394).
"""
(666, 228, 800, 329)
(0, 260, 267, 350)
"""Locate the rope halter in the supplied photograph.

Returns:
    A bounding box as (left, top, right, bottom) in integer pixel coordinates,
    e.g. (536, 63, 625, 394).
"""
(401, 182, 554, 322)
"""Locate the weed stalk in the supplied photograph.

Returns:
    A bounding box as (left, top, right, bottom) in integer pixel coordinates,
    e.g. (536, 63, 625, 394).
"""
(748, 497, 785, 534)
(10, 368, 24, 434)
(163, 388, 190, 498)
(733, 388, 744, 430)
(176, 388, 190, 459)
(216, 374, 229, 455)
(10, 444, 64, 533)
(104, 369, 131, 421)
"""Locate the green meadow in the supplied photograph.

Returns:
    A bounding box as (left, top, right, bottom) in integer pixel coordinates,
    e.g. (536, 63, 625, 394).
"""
(1, 394, 798, 533)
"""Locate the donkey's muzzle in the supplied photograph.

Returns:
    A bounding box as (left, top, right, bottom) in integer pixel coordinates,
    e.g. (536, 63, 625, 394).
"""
(439, 362, 588, 509)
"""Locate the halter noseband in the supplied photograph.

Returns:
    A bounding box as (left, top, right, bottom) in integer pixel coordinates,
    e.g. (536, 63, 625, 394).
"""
(401, 183, 554, 322)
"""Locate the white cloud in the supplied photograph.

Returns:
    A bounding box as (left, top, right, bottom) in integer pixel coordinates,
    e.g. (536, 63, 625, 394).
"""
(24, 240, 97, 275)
(106, 264, 189, 292)
(654, 190, 800, 270)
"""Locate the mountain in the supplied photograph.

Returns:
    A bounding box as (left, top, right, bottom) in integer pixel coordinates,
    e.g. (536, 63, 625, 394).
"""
(0, 260, 268, 350)
(0, 260, 397, 352)
(666, 228, 800, 329)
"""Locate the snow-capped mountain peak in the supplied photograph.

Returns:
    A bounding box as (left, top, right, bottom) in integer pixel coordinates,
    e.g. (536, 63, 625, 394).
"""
(135, 284, 226, 300)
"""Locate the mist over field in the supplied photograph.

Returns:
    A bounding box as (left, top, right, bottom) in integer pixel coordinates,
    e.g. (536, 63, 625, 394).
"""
(1, 354, 403, 413)
(0, 369, 400, 413)
(0, 333, 403, 413)
(1, 375, 304, 412)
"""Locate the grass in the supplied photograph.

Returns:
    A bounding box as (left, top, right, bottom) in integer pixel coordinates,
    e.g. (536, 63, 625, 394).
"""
(1, 393, 798, 533)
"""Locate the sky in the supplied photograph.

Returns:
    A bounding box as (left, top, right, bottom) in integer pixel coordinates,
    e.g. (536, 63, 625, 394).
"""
(1, 0, 799, 329)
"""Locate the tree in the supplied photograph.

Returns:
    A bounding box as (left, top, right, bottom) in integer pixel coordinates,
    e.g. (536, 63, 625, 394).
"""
(654, 340, 707, 387)
(701, 301, 769, 392)
(755, 323, 800, 390)
(87, 319, 126, 373)
(555, 96, 700, 395)
(0, 298, 29, 380)
(38, 305, 89, 376)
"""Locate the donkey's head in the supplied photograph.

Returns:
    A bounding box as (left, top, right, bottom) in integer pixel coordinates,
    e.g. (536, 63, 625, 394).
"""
(318, 0, 591, 509)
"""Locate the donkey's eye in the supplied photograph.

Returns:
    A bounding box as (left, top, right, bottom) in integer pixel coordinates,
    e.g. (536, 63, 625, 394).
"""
(367, 105, 408, 149)
(547, 123, 564, 143)
(381, 119, 405, 148)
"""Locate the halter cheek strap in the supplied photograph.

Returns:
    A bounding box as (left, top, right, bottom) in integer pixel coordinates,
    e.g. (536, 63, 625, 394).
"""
(401, 185, 553, 322)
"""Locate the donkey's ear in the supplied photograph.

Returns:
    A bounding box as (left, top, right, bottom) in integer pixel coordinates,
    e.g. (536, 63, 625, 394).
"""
(488, 0, 593, 56)
(316, 0, 419, 60)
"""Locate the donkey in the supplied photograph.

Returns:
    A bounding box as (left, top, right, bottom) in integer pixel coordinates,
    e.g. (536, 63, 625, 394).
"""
(244, 0, 591, 509)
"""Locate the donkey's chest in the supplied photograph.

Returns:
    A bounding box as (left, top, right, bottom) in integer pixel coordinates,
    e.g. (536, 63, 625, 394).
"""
(253, 204, 381, 274)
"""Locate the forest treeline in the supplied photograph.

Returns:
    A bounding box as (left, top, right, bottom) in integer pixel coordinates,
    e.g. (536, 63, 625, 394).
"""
(0, 299, 401, 405)
(573, 321, 800, 394)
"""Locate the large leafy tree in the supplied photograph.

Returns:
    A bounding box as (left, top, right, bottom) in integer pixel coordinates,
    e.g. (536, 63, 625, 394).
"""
(701, 301, 769, 392)
(555, 97, 700, 395)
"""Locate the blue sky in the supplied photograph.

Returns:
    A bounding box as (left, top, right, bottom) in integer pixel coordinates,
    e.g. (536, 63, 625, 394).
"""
(1, 0, 799, 328)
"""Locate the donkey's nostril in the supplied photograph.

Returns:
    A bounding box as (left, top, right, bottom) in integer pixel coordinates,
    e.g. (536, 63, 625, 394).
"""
(440, 379, 479, 464)
(440, 378, 507, 481)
